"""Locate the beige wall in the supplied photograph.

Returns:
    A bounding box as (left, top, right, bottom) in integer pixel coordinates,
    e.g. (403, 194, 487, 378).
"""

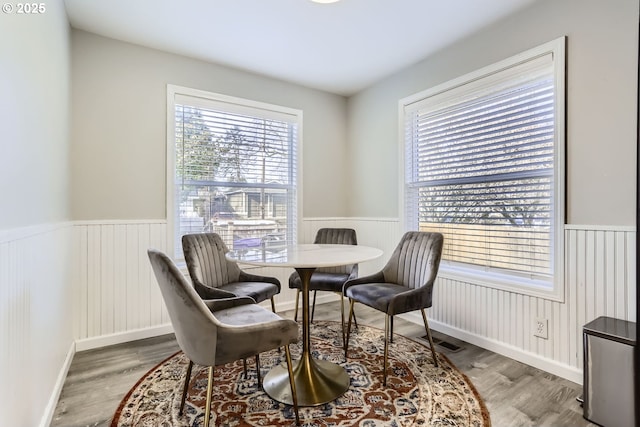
(70, 30, 349, 221)
(0, 0, 71, 228)
(71, 0, 639, 225)
(347, 0, 638, 226)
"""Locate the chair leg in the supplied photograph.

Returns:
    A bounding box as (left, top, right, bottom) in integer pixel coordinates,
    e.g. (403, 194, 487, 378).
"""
(179, 360, 194, 415)
(345, 299, 355, 360)
(352, 305, 358, 328)
(421, 309, 439, 367)
(284, 345, 300, 426)
(340, 293, 346, 349)
(310, 290, 317, 323)
(389, 316, 394, 343)
(294, 290, 301, 322)
(243, 358, 248, 378)
(255, 354, 261, 387)
(204, 366, 214, 427)
(383, 314, 390, 386)
(338, 294, 358, 345)
(271, 300, 283, 353)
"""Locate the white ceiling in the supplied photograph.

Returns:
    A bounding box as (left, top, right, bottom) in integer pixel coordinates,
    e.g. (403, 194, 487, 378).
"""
(63, 0, 538, 96)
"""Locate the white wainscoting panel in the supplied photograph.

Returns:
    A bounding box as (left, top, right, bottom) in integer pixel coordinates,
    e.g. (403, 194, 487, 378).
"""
(72, 220, 170, 347)
(69, 219, 635, 384)
(70, 218, 402, 347)
(0, 223, 74, 427)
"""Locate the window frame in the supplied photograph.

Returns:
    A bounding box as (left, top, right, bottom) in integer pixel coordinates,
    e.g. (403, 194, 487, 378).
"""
(166, 84, 303, 263)
(398, 37, 566, 301)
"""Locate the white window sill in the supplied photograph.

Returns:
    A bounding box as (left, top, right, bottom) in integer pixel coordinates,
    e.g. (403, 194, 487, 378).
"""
(437, 262, 564, 302)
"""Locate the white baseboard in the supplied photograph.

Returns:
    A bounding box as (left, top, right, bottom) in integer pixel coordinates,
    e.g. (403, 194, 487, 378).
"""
(39, 341, 75, 427)
(400, 312, 583, 385)
(75, 324, 174, 352)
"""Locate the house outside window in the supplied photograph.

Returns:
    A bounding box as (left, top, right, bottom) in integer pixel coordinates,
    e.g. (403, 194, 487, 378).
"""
(401, 38, 566, 300)
(167, 85, 301, 261)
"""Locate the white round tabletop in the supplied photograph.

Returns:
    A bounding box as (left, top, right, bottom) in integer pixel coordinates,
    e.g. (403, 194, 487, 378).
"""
(226, 243, 383, 269)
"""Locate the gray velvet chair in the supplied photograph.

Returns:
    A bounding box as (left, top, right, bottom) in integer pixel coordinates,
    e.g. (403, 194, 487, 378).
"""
(182, 233, 280, 312)
(343, 231, 443, 386)
(147, 248, 300, 427)
(288, 228, 358, 335)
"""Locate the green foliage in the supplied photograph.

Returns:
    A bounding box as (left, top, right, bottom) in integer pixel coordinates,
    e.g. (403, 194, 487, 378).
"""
(175, 106, 220, 181)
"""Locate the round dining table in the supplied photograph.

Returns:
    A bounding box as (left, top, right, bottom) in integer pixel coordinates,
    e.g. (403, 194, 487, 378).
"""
(226, 243, 383, 406)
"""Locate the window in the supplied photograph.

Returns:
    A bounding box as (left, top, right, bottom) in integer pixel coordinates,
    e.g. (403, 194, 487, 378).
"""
(167, 85, 301, 261)
(401, 38, 565, 300)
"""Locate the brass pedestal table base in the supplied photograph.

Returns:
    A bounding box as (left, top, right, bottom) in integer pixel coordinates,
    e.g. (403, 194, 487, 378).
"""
(263, 353, 350, 406)
(263, 267, 349, 406)
(225, 247, 383, 406)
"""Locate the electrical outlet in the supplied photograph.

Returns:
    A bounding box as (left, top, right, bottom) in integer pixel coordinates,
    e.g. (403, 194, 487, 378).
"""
(534, 317, 548, 339)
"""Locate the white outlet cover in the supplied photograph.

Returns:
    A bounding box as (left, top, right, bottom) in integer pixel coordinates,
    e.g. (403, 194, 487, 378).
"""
(534, 317, 548, 339)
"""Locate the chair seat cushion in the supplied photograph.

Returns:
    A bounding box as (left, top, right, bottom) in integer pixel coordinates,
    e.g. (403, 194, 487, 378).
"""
(346, 282, 408, 313)
(290, 272, 350, 292)
(214, 303, 299, 364)
(215, 303, 282, 326)
(221, 282, 279, 303)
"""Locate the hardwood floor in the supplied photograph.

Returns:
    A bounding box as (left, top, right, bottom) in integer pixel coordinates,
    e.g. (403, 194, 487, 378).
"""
(51, 301, 594, 427)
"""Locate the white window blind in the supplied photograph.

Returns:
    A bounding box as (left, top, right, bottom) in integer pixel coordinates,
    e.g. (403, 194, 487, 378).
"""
(168, 87, 300, 260)
(403, 38, 565, 295)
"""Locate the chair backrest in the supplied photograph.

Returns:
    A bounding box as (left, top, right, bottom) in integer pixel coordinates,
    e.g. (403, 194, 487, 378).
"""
(314, 228, 358, 275)
(381, 231, 443, 290)
(314, 228, 358, 245)
(182, 233, 242, 288)
(147, 248, 219, 367)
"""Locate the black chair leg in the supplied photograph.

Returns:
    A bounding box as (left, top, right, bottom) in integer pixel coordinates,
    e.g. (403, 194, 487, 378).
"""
(255, 354, 261, 386)
(389, 316, 394, 343)
(340, 293, 346, 348)
(294, 290, 301, 322)
(352, 305, 358, 328)
(339, 292, 357, 346)
(345, 299, 355, 360)
(310, 290, 317, 323)
(179, 360, 194, 415)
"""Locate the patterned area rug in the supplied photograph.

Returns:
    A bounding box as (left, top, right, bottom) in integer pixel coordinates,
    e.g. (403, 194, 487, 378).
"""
(111, 321, 490, 427)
